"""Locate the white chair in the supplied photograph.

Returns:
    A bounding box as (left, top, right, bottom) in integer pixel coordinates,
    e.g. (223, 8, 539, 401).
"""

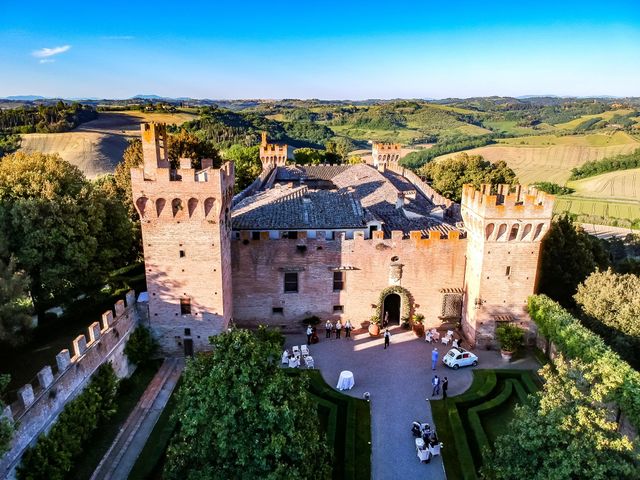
(429, 443, 442, 456)
(441, 335, 451, 346)
(417, 448, 431, 463)
(415, 438, 425, 450)
(301, 345, 309, 356)
(305, 356, 314, 368)
(446, 330, 454, 338)
(281, 350, 289, 364)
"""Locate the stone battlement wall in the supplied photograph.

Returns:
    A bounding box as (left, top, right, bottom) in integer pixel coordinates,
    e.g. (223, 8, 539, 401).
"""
(238, 228, 464, 243)
(0, 291, 141, 478)
(461, 184, 554, 219)
(385, 162, 462, 219)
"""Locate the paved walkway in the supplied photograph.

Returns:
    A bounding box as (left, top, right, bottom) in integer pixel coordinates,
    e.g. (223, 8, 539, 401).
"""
(91, 358, 184, 480)
(284, 327, 540, 480)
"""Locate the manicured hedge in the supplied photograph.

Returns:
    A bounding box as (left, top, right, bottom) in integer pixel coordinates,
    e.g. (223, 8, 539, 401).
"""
(529, 294, 640, 429)
(17, 363, 118, 480)
(433, 369, 540, 480)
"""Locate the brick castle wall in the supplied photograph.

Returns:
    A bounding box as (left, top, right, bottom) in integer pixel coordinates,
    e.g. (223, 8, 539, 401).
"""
(231, 231, 466, 330)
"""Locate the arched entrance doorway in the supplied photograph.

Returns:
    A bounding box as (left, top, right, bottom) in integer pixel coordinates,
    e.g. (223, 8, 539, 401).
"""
(383, 293, 401, 326)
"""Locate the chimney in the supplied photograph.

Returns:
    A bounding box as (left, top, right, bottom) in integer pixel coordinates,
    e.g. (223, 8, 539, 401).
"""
(396, 192, 404, 209)
(179, 157, 191, 169)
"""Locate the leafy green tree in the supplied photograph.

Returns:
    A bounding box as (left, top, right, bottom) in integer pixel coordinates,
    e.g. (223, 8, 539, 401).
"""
(0, 152, 134, 311)
(223, 144, 262, 193)
(326, 137, 355, 161)
(293, 147, 340, 165)
(0, 374, 13, 455)
(482, 357, 639, 480)
(0, 257, 33, 346)
(538, 215, 610, 306)
(167, 129, 221, 168)
(114, 138, 143, 219)
(165, 329, 331, 480)
(124, 326, 158, 366)
(417, 152, 517, 202)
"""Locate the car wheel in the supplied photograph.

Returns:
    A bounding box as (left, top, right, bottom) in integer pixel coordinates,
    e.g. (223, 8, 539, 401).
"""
(472, 360, 478, 367)
(452, 364, 459, 370)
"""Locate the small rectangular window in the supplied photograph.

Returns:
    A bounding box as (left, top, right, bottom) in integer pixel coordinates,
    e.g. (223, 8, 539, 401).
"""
(180, 297, 191, 315)
(252, 231, 261, 240)
(179, 250, 185, 258)
(505, 266, 511, 276)
(333, 271, 345, 291)
(184, 328, 191, 336)
(272, 307, 284, 314)
(284, 272, 298, 293)
(333, 305, 344, 313)
(283, 231, 298, 239)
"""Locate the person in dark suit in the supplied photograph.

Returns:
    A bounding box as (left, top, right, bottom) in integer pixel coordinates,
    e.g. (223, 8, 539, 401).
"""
(442, 377, 449, 399)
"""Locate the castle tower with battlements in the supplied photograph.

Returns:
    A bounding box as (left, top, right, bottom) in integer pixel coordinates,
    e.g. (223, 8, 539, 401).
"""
(461, 184, 554, 347)
(259, 132, 294, 169)
(372, 142, 401, 170)
(131, 123, 235, 355)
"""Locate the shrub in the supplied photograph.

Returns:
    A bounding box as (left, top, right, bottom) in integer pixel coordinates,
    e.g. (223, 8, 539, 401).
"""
(124, 325, 158, 366)
(495, 324, 524, 352)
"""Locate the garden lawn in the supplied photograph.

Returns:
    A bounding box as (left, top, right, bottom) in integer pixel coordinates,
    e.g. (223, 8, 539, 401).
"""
(431, 369, 540, 480)
(73, 360, 162, 480)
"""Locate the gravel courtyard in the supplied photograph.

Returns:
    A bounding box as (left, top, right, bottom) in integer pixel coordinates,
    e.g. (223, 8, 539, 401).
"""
(284, 326, 540, 480)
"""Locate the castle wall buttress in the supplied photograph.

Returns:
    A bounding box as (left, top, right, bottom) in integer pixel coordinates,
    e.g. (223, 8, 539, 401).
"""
(132, 123, 234, 355)
(461, 184, 554, 348)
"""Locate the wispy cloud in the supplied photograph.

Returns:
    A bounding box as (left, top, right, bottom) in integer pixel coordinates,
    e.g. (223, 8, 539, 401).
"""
(39, 59, 55, 64)
(101, 35, 134, 40)
(32, 45, 71, 58)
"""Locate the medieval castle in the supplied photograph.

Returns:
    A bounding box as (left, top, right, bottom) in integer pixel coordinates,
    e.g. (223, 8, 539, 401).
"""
(131, 123, 554, 355)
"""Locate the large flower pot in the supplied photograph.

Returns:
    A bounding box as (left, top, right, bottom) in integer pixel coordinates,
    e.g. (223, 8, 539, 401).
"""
(369, 324, 380, 336)
(500, 350, 513, 361)
(413, 324, 425, 338)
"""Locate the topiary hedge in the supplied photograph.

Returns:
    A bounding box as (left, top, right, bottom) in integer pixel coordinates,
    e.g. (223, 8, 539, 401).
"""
(17, 363, 118, 479)
(374, 286, 413, 324)
(528, 294, 640, 430)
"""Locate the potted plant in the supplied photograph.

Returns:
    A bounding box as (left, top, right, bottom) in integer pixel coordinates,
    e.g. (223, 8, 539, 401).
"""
(368, 315, 381, 336)
(495, 324, 524, 361)
(401, 316, 411, 330)
(412, 313, 425, 338)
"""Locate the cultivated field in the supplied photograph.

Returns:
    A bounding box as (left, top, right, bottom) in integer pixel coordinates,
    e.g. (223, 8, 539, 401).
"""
(554, 109, 638, 130)
(19, 111, 196, 178)
(568, 167, 640, 202)
(554, 197, 640, 221)
(436, 132, 640, 184)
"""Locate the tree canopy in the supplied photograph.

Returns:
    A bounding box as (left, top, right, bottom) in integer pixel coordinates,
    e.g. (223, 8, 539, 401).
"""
(222, 144, 262, 193)
(293, 147, 340, 165)
(538, 215, 610, 306)
(417, 152, 517, 202)
(165, 328, 331, 480)
(0, 257, 32, 346)
(482, 357, 639, 480)
(0, 151, 135, 311)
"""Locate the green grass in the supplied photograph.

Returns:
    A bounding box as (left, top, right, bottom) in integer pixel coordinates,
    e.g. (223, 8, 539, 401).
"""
(431, 369, 540, 480)
(554, 196, 640, 222)
(129, 378, 183, 480)
(130, 369, 371, 480)
(73, 360, 162, 480)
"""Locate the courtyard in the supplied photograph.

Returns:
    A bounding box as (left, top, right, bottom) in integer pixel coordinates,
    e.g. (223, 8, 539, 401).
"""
(283, 326, 540, 480)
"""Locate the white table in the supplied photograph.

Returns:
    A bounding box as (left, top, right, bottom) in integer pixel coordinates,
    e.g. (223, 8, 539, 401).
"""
(336, 370, 355, 390)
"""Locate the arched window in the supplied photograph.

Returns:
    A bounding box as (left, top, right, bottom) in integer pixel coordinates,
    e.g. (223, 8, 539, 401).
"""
(521, 223, 532, 241)
(155, 198, 166, 217)
(533, 223, 545, 240)
(171, 198, 182, 217)
(496, 223, 508, 241)
(188, 198, 199, 218)
(485, 223, 495, 240)
(204, 197, 216, 217)
(508, 224, 520, 241)
(135, 197, 148, 218)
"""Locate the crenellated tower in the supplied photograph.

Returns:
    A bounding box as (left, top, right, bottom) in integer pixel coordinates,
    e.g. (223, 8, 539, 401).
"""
(461, 184, 554, 348)
(259, 132, 293, 169)
(372, 142, 401, 170)
(131, 123, 235, 355)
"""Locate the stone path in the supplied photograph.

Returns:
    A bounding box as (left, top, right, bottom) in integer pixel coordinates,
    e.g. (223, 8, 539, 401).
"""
(90, 357, 184, 480)
(284, 327, 540, 480)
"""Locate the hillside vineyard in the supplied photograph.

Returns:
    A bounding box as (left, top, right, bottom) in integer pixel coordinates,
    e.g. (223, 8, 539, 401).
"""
(132, 123, 554, 355)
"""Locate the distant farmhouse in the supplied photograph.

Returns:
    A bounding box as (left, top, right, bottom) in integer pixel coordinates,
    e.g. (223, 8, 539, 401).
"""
(131, 124, 554, 355)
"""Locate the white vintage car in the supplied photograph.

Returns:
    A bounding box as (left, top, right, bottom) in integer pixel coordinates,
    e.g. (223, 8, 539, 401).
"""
(443, 347, 478, 370)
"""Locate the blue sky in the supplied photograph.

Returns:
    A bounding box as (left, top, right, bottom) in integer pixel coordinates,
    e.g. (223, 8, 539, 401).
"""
(1, 0, 639, 99)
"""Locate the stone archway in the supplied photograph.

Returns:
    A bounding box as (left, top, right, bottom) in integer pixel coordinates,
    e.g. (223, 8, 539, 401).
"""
(383, 293, 401, 326)
(375, 285, 413, 326)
